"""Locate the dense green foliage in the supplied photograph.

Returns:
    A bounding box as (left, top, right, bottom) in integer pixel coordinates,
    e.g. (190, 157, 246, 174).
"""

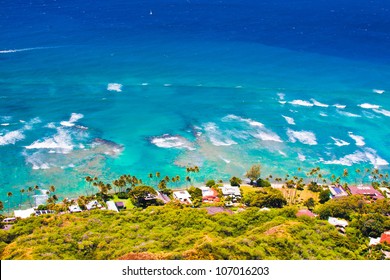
(229, 177, 242, 187)
(2, 204, 389, 260)
(256, 178, 271, 188)
(243, 188, 287, 208)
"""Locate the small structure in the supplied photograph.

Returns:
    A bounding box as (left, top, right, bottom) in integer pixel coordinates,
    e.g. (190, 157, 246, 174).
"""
(157, 191, 171, 204)
(260, 207, 270, 211)
(106, 201, 119, 212)
(296, 209, 316, 218)
(329, 185, 348, 198)
(328, 216, 348, 233)
(173, 190, 192, 204)
(35, 210, 55, 216)
(369, 237, 381, 246)
(14, 208, 35, 219)
(219, 185, 241, 202)
(348, 185, 384, 200)
(115, 201, 125, 210)
(199, 186, 220, 203)
(69, 204, 82, 213)
(380, 231, 390, 245)
(205, 207, 233, 215)
(86, 200, 102, 210)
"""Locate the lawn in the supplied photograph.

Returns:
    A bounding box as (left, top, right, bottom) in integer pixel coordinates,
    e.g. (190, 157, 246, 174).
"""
(112, 195, 135, 209)
(280, 187, 319, 205)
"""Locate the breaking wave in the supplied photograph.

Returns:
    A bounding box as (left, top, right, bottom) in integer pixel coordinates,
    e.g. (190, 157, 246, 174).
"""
(287, 128, 317, 145)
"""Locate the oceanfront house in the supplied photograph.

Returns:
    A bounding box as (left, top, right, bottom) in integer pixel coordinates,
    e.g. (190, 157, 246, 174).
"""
(198, 186, 220, 203)
(86, 200, 103, 210)
(156, 191, 171, 204)
(329, 185, 348, 198)
(69, 204, 82, 213)
(219, 185, 241, 202)
(114, 201, 125, 210)
(328, 216, 349, 234)
(173, 190, 192, 205)
(106, 201, 119, 212)
(348, 185, 384, 200)
(14, 208, 36, 219)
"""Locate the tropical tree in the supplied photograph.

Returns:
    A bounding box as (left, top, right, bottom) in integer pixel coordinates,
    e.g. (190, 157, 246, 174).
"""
(304, 197, 316, 210)
(7, 192, 13, 215)
(0, 200, 4, 211)
(19, 188, 25, 209)
(246, 164, 261, 184)
(230, 176, 242, 187)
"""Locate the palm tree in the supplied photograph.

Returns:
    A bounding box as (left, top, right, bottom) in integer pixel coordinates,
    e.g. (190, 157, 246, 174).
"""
(148, 173, 153, 185)
(27, 186, 33, 207)
(49, 185, 56, 193)
(19, 188, 25, 209)
(7, 192, 13, 215)
(0, 200, 4, 212)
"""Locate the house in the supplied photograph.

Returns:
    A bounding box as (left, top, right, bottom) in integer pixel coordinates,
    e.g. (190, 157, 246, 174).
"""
(86, 200, 102, 210)
(369, 237, 381, 246)
(157, 191, 171, 204)
(14, 208, 35, 219)
(328, 217, 348, 233)
(219, 185, 241, 201)
(329, 185, 348, 198)
(380, 231, 390, 245)
(348, 185, 384, 200)
(69, 204, 82, 213)
(199, 186, 220, 203)
(106, 201, 119, 212)
(173, 190, 192, 204)
(296, 209, 316, 218)
(115, 201, 125, 210)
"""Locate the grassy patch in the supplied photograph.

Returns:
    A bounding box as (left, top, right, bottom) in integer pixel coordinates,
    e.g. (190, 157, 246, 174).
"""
(240, 185, 257, 196)
(112, 195, 134, 209)
(280, 188, 319, 205)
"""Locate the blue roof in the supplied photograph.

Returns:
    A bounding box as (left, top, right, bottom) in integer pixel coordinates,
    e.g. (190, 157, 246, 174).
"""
(333, 187, 343, 195)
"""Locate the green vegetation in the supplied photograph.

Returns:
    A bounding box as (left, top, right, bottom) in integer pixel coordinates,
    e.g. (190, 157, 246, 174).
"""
(112, 195, 134, 209)
(1, 204, 389, 260)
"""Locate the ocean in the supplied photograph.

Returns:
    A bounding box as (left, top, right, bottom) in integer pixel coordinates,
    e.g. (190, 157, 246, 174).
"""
(1, 0, 390, 207)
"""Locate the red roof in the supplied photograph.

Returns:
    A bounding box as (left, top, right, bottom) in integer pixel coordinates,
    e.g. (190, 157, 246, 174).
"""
(380, 231, 390, 244)
(348, 185, 384, 199)
(296, 209, 316, 218)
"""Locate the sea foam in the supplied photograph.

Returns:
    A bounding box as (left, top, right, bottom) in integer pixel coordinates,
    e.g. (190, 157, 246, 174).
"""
(324, 148, 388, 167)
(358, 103, 380, 109)
(289, 100, 313, 107)
(25, 128, 74, 153)
(282, 115, 295, 125)
(330, 137, 350, 147)
(287, 128, 317, 145)
(107, 83, 123, 92)
(348, 132, 365, 146)
(203, 122, 237, 146)
(0, 130, 25, 146)
(333, 104, 346, 109)
(60, 113, 84, 127)
(151, 134, 195, 150)
(373, 108, 390, 117)
(373, 89, 385, 94)
(310, 99, 329, 107)
(337, 110, 361, 118)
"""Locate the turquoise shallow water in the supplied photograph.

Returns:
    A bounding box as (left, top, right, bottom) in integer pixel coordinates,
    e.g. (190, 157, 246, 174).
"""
(1, 1, 390, 208)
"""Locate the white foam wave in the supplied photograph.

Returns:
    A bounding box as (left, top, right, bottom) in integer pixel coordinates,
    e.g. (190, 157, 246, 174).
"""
(1, 123, 10, 126)
(151, 134, 195, 150)
(373, 89, 385, 94)
(219, 156, 231, 163)
(277, 92, 285, 100)
(333, 104, 346, 109)
(222, 114, 282, 142)
(0, 130, 25, 146)
(348, 132, 365, 146)
(25, 128, 74, 153)
(289, 100, 313, 107)
(278, 150, 287, 156)
(331, 137, 350, 147)
(204, 122, 237, 146)
(287, 128, 317, 145)
(310, 99, 329, 107)
(282, 115, 295, 125)
(358, 103, 380, 109)
(337, 110, 361, 118)
(298, 153, 306, 161)
(0, 46, 57, 54)
(107, 83, 122, 92)
(60, 113, 84, 127)
(324, 148, 388, 167)
(319, 112, 328, 117)
(373, 108, 390, 117)
(278, 101, 287, 105)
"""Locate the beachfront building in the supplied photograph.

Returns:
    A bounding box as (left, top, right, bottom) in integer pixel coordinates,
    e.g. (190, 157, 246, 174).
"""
(106, 201, 119, 212)
(86, 200, 103, 210)
(69, 204, 82, 213)
(380, 231, 390, 245)
(173, 190, 192, 205)
(219, 185, 241, 202)
(348, 185, 384, 200)
(157, 191, 171, 204)
(14, 208, 35, 219)
(198, 186, 220, 203)
(329, 185, 348, 198)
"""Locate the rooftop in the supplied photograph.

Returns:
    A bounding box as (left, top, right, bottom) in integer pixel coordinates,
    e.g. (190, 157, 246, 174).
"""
(296, 209, 316, 218)
(348, 185, 384, 199)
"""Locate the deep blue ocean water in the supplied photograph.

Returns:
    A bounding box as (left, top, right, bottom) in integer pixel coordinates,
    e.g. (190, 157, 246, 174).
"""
(1, 0, 390, 207)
